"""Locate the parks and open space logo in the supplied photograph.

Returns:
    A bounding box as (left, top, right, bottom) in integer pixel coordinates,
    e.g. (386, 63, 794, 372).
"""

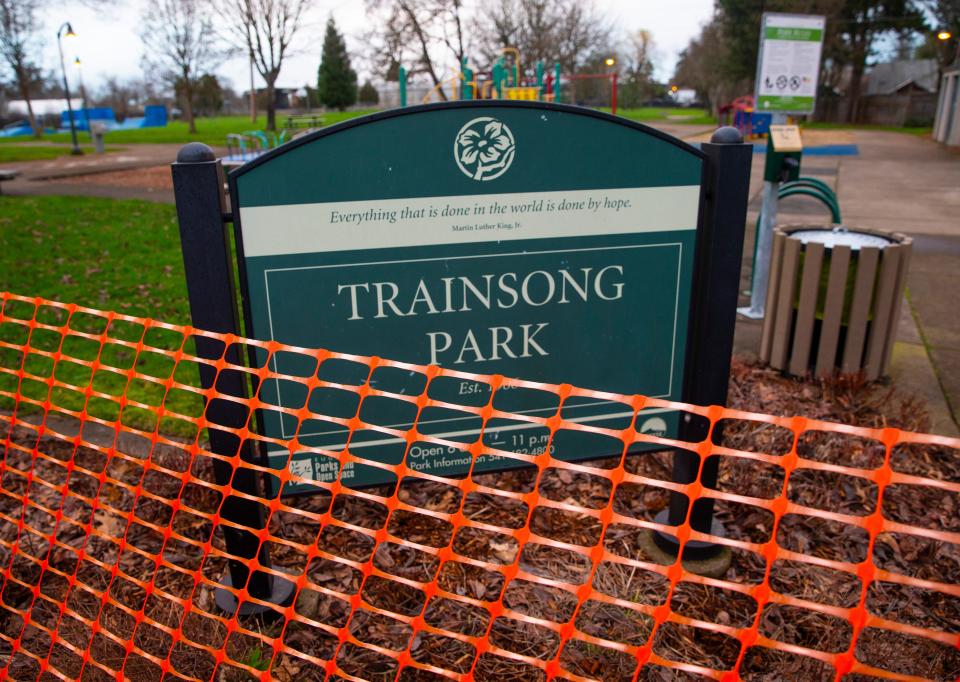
(454, 117, 516, 181)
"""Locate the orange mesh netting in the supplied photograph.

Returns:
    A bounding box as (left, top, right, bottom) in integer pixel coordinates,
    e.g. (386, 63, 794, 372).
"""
(1, 290, 959, 682)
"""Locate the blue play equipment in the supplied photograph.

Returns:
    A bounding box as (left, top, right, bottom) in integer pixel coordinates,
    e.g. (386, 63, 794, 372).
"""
(753, 143, 859, 156)
(61, 107, 115, 130)
(0, 120, 34, 137)
(750, 112, 772, 135)
(0, 120, 57, 137)
(60, 105, 168, 131)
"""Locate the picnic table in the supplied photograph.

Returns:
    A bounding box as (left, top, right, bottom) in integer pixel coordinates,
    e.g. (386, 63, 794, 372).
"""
(283, 114, 325, 130)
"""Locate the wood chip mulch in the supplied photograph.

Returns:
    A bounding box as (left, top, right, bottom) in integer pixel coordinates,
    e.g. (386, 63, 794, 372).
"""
(1, 358, 958, 681)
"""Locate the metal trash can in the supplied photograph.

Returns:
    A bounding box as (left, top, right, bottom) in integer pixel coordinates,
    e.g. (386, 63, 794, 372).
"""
(759, 225, 912, 380)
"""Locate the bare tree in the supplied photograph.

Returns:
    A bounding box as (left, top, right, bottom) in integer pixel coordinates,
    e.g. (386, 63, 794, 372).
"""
(0, 0, 42, 136)
(673, 18, 739, 114)
(215, 0, 308, 130)
(473, 0, 612, 75)
(96, 76, 168, 119)
(141, 0, 224, 134)
(619, 29, 659, 107)
(364, 0, 471, 100)
(2, 0, 115, 138)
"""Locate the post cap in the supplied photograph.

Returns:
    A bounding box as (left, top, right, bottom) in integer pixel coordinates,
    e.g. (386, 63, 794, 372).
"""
(177, 142, 216, 163)
(710, 126, 744, 144)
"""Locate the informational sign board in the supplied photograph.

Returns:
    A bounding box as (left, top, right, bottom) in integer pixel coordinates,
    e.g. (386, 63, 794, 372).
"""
(769, 124, 803, 151)
(755, 13, 826, 114)
(226, 103, 729, 492)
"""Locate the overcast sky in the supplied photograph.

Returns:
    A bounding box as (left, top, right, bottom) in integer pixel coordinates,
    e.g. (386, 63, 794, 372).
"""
(40, 0, 716, 95)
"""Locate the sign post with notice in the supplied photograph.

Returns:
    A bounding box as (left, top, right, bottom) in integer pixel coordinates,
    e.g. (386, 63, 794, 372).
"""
(171, 101, 752, 610)
(755, 13, 826, 115)
(742, 13, 825, 319)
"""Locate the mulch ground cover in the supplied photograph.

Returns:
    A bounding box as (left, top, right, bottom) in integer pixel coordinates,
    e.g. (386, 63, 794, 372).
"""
(54, 167, 173, 193)
(1, 358, 958, 681)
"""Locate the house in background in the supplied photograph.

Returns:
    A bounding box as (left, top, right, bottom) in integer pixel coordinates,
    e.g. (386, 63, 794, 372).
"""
(865, 59, 939, 97)
(816, 59, 940, 126)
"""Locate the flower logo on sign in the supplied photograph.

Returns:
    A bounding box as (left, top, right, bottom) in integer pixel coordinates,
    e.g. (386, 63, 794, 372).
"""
(455, 117, 516, 181)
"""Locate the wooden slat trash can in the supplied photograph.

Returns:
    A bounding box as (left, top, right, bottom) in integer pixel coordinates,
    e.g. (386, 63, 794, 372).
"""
(759, 226, 912, 380)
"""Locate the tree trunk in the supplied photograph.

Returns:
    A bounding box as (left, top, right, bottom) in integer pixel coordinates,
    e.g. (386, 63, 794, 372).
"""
(184, 83, 197, 134)
(847, 61, 866, 123)
(398, 1, 446, 101)
(265, 80, 277, 131)
(16, 66, 41, 138)
(846, 35, 869, 124)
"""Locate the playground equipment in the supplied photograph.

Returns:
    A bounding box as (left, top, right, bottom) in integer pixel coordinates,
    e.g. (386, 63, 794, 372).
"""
(60, 105, 168, 131)
(720, 96, 772, 138)
(0, 121, 36, 137)
(224, 129, 289, 166)
(400, 49, 618, 113)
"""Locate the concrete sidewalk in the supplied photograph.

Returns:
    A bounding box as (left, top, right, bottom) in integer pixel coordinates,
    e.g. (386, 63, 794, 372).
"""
(734, 130, 960, 436)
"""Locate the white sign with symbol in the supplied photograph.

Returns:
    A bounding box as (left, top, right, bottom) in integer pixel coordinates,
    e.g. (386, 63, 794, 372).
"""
(755, 13, 826, 115)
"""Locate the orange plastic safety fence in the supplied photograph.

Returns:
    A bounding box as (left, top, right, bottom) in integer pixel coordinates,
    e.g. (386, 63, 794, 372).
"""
(0, 290, 959, 682)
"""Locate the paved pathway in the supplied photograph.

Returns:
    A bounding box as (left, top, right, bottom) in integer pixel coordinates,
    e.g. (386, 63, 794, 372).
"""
(1, 143, 220, 203)
(735, 130, 960, 436)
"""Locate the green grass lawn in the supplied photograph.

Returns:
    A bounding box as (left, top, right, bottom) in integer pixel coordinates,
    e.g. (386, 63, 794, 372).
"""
(606, 107, 717, 126)
(802, 121, 932, 136)
(0, 111, 379, 148)
(0, 195, 200, 435)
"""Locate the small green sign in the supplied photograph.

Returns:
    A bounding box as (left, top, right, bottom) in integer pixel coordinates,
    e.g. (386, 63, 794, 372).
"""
(230, 103, 705, 491)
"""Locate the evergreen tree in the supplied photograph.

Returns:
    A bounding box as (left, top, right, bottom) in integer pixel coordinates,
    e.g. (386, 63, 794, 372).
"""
(317, 17, 357, 110)
(358, 80, 380, 105)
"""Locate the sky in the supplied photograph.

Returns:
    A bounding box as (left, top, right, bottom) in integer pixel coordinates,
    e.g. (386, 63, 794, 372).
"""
(39, 0, 716, 96)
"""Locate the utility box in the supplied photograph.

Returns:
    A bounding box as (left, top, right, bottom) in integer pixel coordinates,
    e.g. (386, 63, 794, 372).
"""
(760, 225, 912, 380)
(764, 124, 803, 183)
(90, 122, 106, 155)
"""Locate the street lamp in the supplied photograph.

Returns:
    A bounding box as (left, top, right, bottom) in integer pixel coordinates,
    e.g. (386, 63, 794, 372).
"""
(57, 22, 82, 155)
(604, 57, 616, 67)
(937, 30, 959, 66)
(74, 58, 91, 138)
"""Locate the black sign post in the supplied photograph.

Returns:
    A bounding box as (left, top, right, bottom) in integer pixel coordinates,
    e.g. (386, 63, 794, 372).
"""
(172, 143, 294, 616)
(655, 127, 753, 561)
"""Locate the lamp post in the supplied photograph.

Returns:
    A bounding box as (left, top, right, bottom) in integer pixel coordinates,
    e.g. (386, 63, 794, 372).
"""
(57, 22, 82, 155)
(74, 57, 91, 140)
(939, 30, 959, 66)
(604, 57, 617, 115)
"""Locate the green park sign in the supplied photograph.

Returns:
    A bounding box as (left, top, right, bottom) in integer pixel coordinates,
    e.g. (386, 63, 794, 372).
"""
(755, 13, 826, 115)
(173, 101, 752, 495)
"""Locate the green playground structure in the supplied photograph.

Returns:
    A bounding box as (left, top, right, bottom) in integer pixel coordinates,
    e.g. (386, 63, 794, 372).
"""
(397, 48, 618, 113)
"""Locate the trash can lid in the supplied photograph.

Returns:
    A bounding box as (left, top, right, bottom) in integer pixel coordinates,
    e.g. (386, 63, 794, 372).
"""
(789, 228, 894, 250)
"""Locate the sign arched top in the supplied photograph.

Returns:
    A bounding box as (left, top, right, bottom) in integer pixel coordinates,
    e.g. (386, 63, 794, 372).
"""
(230, 101, 704, 207)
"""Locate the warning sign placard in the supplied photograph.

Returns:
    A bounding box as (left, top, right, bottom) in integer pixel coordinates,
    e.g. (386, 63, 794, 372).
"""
(755, 13, 826, 115)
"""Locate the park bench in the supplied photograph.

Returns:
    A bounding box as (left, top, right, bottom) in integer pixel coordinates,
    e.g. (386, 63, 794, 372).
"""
(283, 114, 325, 130)
(0, 169, 21, 194)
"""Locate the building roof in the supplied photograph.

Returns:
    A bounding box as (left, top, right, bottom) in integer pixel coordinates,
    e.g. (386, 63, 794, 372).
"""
(865, 59, 939, 95)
